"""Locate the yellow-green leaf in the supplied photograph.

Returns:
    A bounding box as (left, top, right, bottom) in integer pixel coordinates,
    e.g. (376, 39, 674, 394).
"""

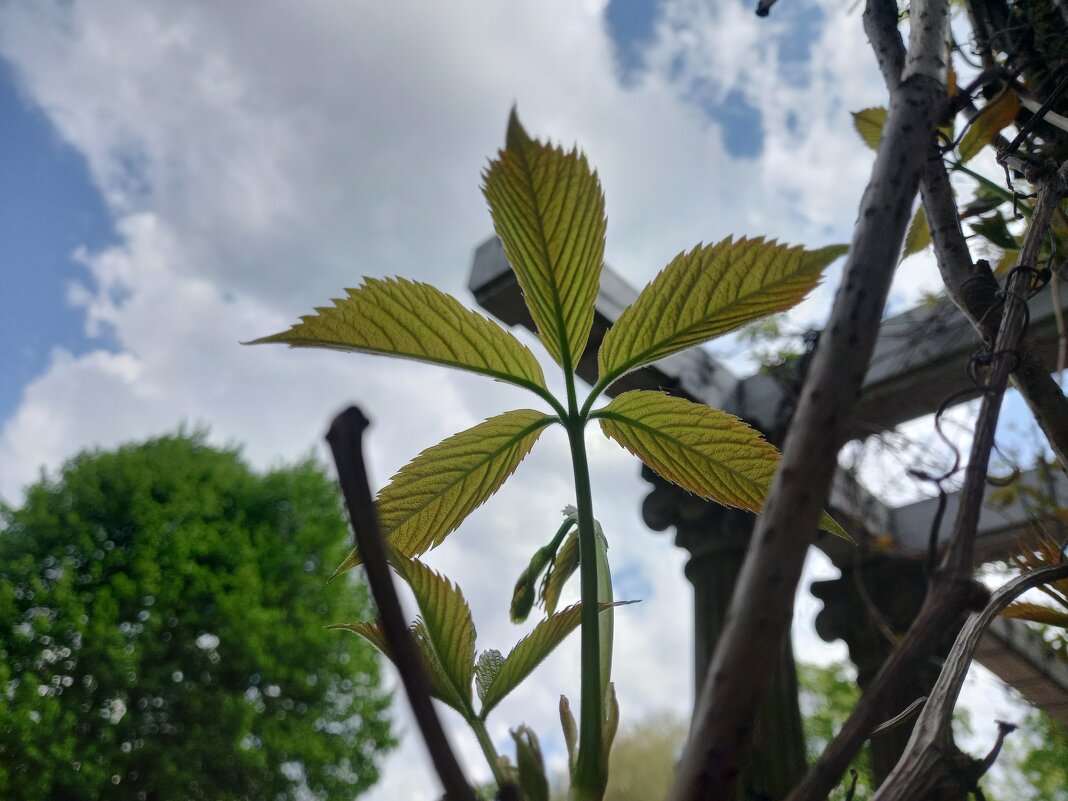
(598, 238, 845, 385)
(1001, 602, 1068, 628)
(596, 391, 847, 539)
(330, 620, 470, 714)
(410, 619, 472, 713)
(332, 409, 555, 577)
(995, 249, 1019, 276)
(482, 109, 606, 371)
(960, 90, 1021, 163)
(330, 621, 391, 657)
(248, 277, 547, 394)
(479, 602, 631, 718)
(475, 649, 504, 704)
(853, 107, 887, 150)
(903, 205, 931, 258)
(390, 554, 477, 714)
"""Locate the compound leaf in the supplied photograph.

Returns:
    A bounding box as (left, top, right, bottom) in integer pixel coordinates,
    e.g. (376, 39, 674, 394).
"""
(248, 277, 547, 394)
(482, 109, 606, 371)
(391, 554, 477, 713)
(332, 409, 555, 577)
(597, 391, 847, 539)
(598, 238, 845, 385)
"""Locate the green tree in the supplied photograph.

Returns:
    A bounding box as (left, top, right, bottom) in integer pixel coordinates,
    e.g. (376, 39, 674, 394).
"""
(797, 662, 874, 801)
(0, 432, 394, 801)
(994, 708, 1068, 801)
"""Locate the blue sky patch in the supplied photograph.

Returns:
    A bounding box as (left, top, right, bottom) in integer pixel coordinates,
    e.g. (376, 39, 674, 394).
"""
(776, 0, 824, 83)
(612, 562, 654, 602)
(692, 85, 765, 159)
(0, 62, 117, 421)
(604, 0, 664, 82)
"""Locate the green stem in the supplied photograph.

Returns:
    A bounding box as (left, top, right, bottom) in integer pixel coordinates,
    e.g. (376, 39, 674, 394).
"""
(532, 384, 570, 420)
(579, 375, 613, 419)
(470, 717, 509, 790)
(564, 388, 605, 800)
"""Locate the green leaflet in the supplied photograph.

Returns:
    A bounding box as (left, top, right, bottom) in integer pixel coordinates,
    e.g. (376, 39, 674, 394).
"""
(596, 391, 848, 539)
(248, 277, 547, 395)
(852, 107, 886, 150)
(391, 554, 478, 714)
(598, 238, 845, 385)
(970, 213, 1019, 251)
(330, 620, 470, 714)
(475, 649, 504, 703)
(482, 109, 607, 372)
(959, 90, 1020, 163)
(903, 206, 931, 259)
(330, 621, 391, 657)
(541, 529, 579, 615)
(511, 726, 549, 801)
(479, 602, 631, 718)
(332, 409, 555, 578)
(410, 619, 472, 713)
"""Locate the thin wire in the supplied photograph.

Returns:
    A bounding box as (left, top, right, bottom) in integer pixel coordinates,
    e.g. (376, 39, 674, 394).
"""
(906, 265, 1046, 572)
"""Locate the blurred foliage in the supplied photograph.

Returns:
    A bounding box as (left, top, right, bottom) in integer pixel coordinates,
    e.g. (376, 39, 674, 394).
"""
(550, 712, 687, 801)
(797, 662, 875, 801)
(737, 314, 807, 373)
(1002, 708, 1068, 801)
(0, 431, 394, 800)
(987, 457, 1068, 657)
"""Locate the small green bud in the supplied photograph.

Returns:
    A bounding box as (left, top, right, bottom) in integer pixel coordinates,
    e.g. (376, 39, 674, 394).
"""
(510, 725, 548, 801)
(559, 695, 578, 773)
(510, 544, 554, 623)
(601, 682, 619, 767)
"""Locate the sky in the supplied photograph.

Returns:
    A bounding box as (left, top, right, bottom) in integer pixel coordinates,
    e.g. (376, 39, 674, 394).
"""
(0, 0, 1040, 798)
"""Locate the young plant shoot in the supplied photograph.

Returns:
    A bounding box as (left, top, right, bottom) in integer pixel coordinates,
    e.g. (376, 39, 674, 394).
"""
(251, 109, 847, 801)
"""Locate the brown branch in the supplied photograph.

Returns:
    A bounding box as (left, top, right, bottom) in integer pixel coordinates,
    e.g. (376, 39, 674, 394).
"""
(871, 562, 1068, 801)
(664, 3, 951, 800)
(326, 407, 477, 801)
(786, 159, 1068, 801)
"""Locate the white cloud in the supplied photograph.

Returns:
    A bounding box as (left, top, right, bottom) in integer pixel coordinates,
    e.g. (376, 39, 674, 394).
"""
(0, 0, 1005, 797)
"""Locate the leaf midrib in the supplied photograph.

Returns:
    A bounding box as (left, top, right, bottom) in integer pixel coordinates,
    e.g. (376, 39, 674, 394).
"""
(513, 140, 576, 374)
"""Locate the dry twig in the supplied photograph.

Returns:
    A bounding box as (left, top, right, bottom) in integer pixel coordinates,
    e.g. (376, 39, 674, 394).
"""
(326, 407, 477, 801)
(871, 563, 1068, 801)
